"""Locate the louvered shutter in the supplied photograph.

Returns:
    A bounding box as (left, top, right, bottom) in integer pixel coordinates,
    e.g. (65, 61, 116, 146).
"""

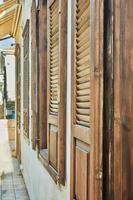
(47, 0, 67, 184)
(75, 0, 91, 128)
(16, 44, 21, 161)
(71, 0, 103, 199)
(23, 20, 29, 137)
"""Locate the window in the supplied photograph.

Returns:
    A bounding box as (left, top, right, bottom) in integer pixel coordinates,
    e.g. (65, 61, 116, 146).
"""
(23, 20, 30, 137)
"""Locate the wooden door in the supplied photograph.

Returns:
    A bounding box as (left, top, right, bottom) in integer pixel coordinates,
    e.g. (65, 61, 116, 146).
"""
(47, 0, 67, 184)
(71, 0, 103, 199)
(16, 44, 21, 161)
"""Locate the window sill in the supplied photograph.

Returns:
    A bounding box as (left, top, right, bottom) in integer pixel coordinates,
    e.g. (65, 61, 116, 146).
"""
(39, 149, 59, 184)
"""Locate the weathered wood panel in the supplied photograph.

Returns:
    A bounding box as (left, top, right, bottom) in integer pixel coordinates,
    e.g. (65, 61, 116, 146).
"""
(71, 0, 103, 199)
(38, 0, 47, 149)
(47, 0, 67, 184)
(104, 0, 133, 199)
(31, 0, 37, 149)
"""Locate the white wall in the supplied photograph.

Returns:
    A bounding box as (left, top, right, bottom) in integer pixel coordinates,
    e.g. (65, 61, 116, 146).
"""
(20, 1, 72, 200)
(5, 54, 15, 101)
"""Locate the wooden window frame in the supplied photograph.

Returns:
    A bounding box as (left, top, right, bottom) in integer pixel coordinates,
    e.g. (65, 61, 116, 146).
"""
(38, 0, 67, 185)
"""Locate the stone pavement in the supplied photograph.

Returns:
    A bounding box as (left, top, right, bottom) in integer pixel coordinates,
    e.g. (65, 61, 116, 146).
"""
(0, 120, 30, 200)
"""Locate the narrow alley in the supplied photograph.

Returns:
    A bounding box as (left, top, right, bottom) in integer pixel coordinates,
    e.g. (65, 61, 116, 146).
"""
(0, 120, 29, 200)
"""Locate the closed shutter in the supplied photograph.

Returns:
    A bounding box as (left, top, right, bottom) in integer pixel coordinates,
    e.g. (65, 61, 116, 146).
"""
(23, 20, 29, 137)
(71, 0, 103, 199)
(47, 0, 67, 184)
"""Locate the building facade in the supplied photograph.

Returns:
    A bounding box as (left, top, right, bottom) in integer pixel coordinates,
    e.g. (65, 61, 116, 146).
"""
(0, 0, 133, 200)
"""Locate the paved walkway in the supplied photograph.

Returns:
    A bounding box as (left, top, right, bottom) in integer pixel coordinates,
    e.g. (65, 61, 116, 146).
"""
(0, 120, 30, 200)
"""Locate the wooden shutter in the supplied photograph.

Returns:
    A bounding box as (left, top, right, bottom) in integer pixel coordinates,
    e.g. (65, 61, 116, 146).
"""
(71, 0, 103, 199)
(23, 20, 29, 137)
(31, 0, 37, 148)
(38, 0, 47, 150)
(113, 0, 133, 199)
(16, 44, 21, 161)
(47, 0, 67, 184)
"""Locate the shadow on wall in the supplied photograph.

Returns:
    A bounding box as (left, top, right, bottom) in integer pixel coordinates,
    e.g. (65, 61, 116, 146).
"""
(0, 120, 14, 176)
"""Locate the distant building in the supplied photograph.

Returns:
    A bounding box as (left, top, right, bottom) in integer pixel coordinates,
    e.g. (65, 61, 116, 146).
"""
(0, 48, 15, 119)
(0, 51, 4, 118)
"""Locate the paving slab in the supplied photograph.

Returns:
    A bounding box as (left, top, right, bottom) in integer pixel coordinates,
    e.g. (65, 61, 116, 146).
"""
(0, 120, 30, 200)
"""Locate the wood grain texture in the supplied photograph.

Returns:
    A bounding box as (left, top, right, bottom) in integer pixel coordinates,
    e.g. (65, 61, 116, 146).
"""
(47, 0, 67, 184)
(31, 0, 37, 149)
(113, 0, 133, 199)
(71, 0, 103, 199)
(38, 0, 47, 149)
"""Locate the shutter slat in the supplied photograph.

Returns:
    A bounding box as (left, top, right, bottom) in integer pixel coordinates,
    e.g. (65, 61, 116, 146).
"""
(76, 55, 89, 67)
(77, 47, 89, 60)
(76, 0, 89, 18)
(76, 120, 90, 127)
(76, 28, 89, 44)
(77, 67, 90, 78)
(76, 40, 90, 53)
(77, 74, 90, 84)
(77, 89, 90, 96)
(51, 79, 58, 84)
(75, 0, 91, 127)
(77, 108, 90, 115)
(77, 82, 90, 90)
(50, 69, 58, 76)
(49, 1, 59, 115)
(77, 102, 91, 108)
(76, 114, 90, 123)
(77, 63, 89, 72)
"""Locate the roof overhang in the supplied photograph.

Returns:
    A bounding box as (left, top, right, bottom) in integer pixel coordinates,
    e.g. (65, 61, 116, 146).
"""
(0, 0, 21, 39)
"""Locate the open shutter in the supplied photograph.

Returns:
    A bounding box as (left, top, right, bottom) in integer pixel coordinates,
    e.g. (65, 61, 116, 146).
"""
(31, 0, 37, 148)
(71, 0, 103, 199)
(16, 44, 21, 161)
(47, 0, 67, 184)
(23, 20, 30, 137)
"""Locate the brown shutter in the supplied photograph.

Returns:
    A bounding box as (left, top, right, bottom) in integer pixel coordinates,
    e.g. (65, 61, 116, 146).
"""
(47, 0, 67, 184)
(16, 44, 21, 161)
(31, 0, 37, 148)
(71, 0, 103, 199)
(23, 20, 30, 137)
(38, 0, 47, 149)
